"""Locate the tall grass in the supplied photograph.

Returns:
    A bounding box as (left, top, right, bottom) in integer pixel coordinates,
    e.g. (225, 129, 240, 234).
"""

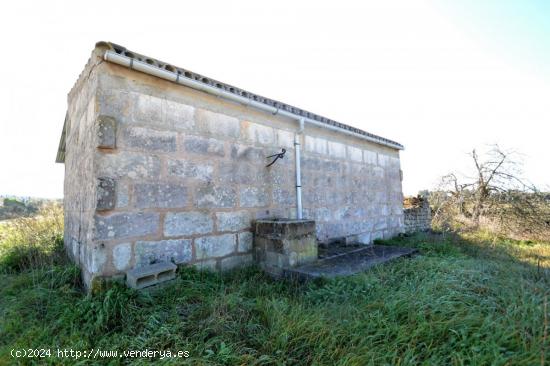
(0, 207, 548, 365)
(0, 203, 65, 273)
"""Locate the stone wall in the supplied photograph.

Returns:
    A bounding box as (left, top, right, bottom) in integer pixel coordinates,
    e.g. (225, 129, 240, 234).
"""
(403, 195, 432, 233)
(63, 47, 404, 288)
(63, 52, 98, 286)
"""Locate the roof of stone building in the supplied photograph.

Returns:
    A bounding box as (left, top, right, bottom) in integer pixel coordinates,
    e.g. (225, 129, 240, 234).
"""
(56, 42, 403, 163)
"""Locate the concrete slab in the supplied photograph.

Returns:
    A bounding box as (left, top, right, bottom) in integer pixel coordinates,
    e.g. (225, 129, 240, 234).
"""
(283, 245, 418, 280)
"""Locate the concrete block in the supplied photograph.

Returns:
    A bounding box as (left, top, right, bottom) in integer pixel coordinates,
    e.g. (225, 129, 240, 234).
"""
(196, 109, 240, 138)
(96, 152, 161, 179)
(135, 239, 192, 266)
(113, 243, 132, 271)
(216, 211, 251, 232)
(195, 234, 236, 259)
(167, 159, 213, 181)
(119, 126, 176, 153)
(220, 254, 253, 271)
(96, 177, 116, 211)
(126, 262, 177, 289)
(184, 136, 225, 157)
(94, 212, 160, 240)
(97, 115, 117, 149)
(164, 212, 213, 236)
(134, 183, 188, 209)
(237, 231, 253, 252)
(196, 184, 237, 208)
(239, 186, 270, 208)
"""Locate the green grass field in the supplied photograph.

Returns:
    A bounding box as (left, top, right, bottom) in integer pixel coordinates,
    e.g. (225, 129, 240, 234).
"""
(0, 210, 548, 365)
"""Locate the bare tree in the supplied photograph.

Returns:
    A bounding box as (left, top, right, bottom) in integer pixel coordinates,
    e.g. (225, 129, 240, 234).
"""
(433, 145, 549, 240)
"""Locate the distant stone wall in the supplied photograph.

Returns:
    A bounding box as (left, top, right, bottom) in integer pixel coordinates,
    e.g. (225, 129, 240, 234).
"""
(62, 45, 405, 288)
(403, 195, 431, 233)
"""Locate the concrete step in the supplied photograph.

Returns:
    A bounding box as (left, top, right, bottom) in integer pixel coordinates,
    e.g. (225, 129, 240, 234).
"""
(283, 245, 418, 280)
(126, 262, 177, 289)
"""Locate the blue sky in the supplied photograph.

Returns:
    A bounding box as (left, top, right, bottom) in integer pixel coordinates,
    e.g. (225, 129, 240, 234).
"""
(439, 0, 550, 76)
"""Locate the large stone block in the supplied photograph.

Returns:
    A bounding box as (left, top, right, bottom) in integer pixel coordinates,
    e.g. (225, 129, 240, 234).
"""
(164, 211, 213, 236)
(215, 210, 251, 232)
(116, 182, 129, 208)
(87, 244, 107, 274)
(119, 126, 176, 153)
(220, 254, 253, 271)
(167, 159, 214, 181)
(364, 150, 377, 165)
(164, 99, 195, 130)
(184, 136, 225, 157)
(301, 155, 322, 171)
(195, 234, 236, 259)
(327, 141, 346, 159)
(97, 115, 117, 149)
(96, 152, 161, 179)
(134, 93, 163, 123)
(218, 163, 266, 185)
(272, 187, 294, 206)
(134, 183, 187, 209)
(193, 259, 218, 271)
(97, 89, 132, 122)
(230, 145, 264, 162)
(237, 232, 253, 252)
(196, 185, 237, 208)
(96, 177, 116, 211)
(347, 146, 363, 162)
(378, 154, 389, 167)
(113, 242, 132, 271)
(135, 239, 192, 266)
(239, 187, 269, 208)
(254, 219, 317, 273)
(196, 109, 240, 138)
(244, 122, 276, 145)
(277, 129, 295, 148)
(305, 136, 328, 155)
(94, 212, 160, 240)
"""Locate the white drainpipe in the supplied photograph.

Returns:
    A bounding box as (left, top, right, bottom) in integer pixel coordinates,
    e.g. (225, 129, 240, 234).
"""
(102, 50, 404, 221)
(295, 118, 305, 219)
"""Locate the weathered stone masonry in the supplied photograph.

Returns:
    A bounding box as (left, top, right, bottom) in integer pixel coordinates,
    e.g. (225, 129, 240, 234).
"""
(56, 43, 405, 288)
(403, 195, 432, 233)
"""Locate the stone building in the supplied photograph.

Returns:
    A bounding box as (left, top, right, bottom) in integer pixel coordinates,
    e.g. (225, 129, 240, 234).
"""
(55, 42, 405, 288)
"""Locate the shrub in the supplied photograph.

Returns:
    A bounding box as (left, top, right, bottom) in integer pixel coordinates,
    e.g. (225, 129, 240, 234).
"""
(0, 203, 65, 273)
